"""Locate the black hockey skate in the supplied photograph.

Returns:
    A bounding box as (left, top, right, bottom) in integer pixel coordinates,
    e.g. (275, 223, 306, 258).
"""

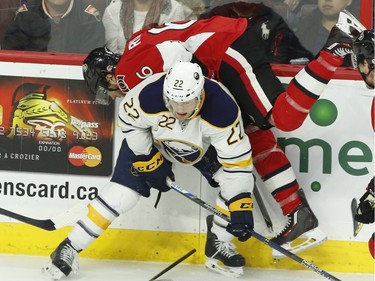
(42, 238, 80, 280)
(271, 190, 327, 258)
(205, 215, 245, 277)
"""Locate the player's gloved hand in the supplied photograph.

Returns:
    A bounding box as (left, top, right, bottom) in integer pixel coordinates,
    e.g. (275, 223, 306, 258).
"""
(226, 192, 254, 241)
(321, 26, 353, 66)
(355, 178, 375, 224)
(132, 147, 174, 192)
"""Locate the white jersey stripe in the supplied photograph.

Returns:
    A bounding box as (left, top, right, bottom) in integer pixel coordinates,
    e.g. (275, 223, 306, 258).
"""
(294, 68, 327, 95)
(262, 165, 297, 192)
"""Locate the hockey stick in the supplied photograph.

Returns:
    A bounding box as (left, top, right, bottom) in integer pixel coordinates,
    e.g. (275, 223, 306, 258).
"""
(253, 184, 273, 232)
(0, 204, 87, 231)
(167, 179, 341, 281)
(351, 198, 363, 237)
(149, 249, 196, 281)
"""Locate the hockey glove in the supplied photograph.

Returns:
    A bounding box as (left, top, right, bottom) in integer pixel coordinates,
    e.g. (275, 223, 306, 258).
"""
(132, 147, 174, 192)
(321, 26, 353, 66)
(355, 178, 375, 224)
(226, 192, 254, 241)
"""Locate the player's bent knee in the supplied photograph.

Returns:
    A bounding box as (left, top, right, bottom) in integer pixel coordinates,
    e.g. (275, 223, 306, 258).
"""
(98, 182, 141, 215)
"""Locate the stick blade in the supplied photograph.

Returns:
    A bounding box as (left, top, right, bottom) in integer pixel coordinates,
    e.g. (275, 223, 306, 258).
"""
(0, 207, 56, 230)
(0, 204, 88, 231)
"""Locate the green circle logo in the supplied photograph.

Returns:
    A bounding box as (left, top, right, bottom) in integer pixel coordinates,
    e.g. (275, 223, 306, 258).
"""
(311, 181, 321, 192)
(309, 99, 338, 126)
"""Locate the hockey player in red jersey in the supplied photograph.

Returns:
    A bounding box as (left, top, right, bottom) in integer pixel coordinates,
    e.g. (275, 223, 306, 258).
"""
(352, 29, 374, 259)
(47, 15, 354, 278)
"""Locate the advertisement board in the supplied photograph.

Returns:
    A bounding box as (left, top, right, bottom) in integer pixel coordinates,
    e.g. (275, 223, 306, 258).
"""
(0, 57, 373, 272)
(0, 63, 114, 176)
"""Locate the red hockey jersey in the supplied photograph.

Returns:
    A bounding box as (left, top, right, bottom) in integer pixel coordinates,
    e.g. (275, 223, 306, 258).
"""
(115, 16, 248, 92)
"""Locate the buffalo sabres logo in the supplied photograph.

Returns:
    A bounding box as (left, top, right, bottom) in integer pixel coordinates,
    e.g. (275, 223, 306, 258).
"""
(160, 139, 203, 164)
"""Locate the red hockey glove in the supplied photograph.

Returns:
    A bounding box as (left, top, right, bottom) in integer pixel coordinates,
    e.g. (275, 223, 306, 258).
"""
(226, 192, 254, 241)
(132, 147, 174, 192)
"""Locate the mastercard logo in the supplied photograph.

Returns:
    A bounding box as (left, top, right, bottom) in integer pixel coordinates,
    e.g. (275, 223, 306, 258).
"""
(68, 146, 102, 167)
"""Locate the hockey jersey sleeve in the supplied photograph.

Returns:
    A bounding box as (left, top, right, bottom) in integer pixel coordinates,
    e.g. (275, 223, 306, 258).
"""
(270, 51, 345, 131)
(202, 81, 254, 200)
(117, 73, 166, 156)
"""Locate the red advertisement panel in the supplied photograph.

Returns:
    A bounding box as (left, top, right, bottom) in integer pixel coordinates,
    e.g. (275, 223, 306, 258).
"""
(0, 76, 114, 176)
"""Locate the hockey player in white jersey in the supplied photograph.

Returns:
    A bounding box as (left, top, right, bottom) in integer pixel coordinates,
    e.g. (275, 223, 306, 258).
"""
(43, 62, 255, 279)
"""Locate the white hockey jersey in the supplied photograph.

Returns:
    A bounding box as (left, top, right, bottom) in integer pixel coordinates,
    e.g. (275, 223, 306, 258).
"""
(118, 72, 254, 199)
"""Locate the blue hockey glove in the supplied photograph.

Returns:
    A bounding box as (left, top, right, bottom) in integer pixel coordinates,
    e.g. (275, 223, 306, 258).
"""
(226, 192, 254, 241)
(355, 178, 375, 224)
(132, 147, 174, 192)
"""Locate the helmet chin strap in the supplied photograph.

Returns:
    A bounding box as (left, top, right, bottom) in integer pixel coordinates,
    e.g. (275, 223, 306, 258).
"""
(188, 90, 205, 120)
(359, 66, 374, 89)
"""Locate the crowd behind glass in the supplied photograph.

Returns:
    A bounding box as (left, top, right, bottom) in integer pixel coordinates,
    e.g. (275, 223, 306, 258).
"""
(0, 0, 363, 65)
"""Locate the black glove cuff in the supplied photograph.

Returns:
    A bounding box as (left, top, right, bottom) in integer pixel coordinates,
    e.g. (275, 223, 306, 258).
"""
(226, 192, 252, 206)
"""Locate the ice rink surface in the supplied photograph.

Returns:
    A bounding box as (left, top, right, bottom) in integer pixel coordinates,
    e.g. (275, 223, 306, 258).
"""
(0, 254, 373, 281)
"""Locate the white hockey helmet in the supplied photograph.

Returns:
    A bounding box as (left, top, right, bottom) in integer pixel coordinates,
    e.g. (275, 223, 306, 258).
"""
(163, 61, 204, 103)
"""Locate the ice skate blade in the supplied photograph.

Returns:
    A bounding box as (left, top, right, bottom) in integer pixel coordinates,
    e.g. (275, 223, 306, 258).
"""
(272, 228, 327, 259)
(336, 10, 365, 37)
(205, 258, 243, 278)
(41, 262, 65, 280)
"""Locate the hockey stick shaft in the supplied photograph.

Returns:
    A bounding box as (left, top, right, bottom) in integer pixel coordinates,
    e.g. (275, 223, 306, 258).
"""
(167, 179, 341, 281)
(149, 248, 196, 281)
(253, 184, 273, 232)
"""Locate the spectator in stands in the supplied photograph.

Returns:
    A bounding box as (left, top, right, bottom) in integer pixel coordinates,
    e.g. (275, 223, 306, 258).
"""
(199, 1, 313, 64)
(0, 0, 20, 47)
(282, 0, 315, 28)
(102, 0, 194, 54)
(177, 0, 205, 18)
(1, 0, 105, 53)
(284, 0, 305, 12)
(294, 0, 352, 58)
(203, 0, 274, 12)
